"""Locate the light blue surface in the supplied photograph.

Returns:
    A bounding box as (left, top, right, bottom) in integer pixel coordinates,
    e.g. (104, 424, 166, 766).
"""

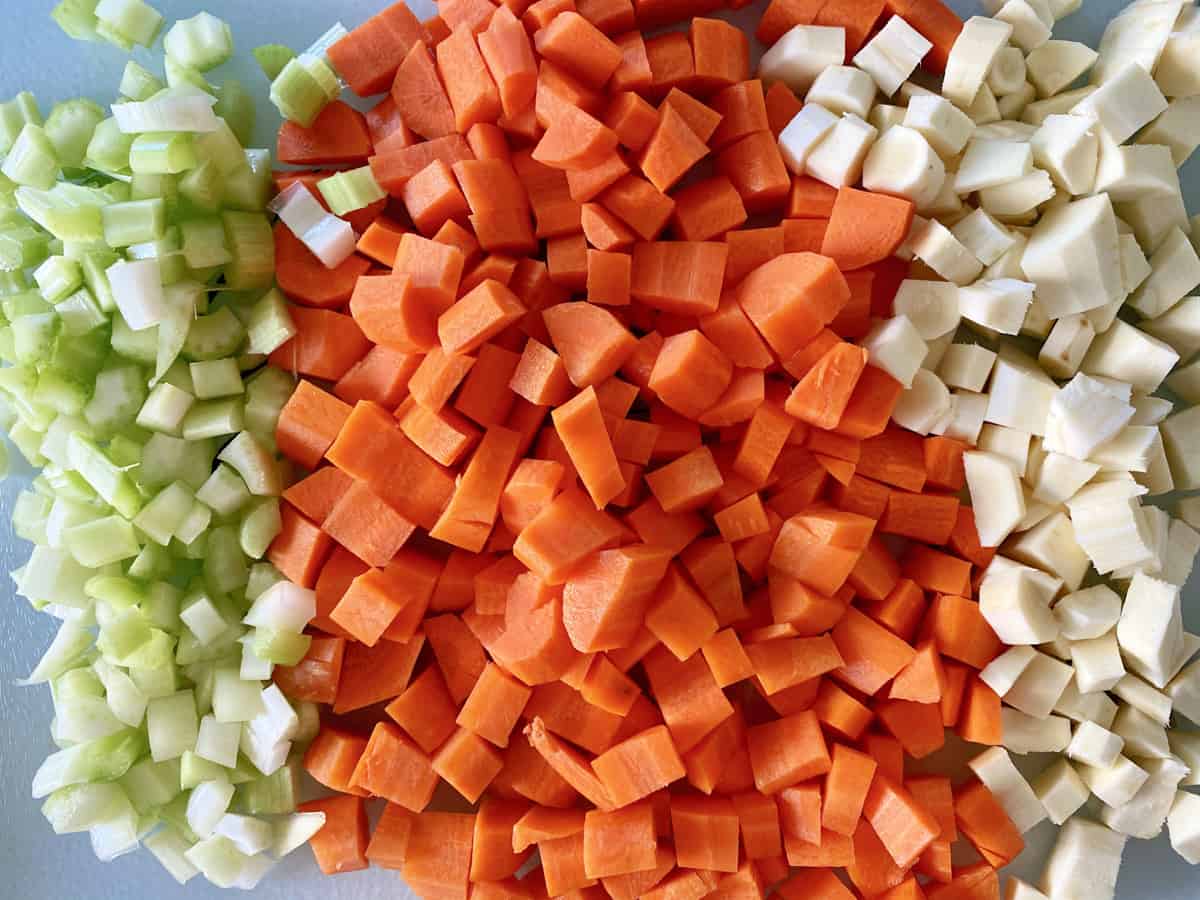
(0, 1, 1196, 898)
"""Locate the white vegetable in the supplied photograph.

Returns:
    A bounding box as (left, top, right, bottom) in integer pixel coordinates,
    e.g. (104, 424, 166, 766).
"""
(860, 315, 927, 388)
(1143, 297, 1200, 359)
(1112, 673, 1172, 725)
(1154, 5, 1200, 97)
(1042, 374, 1135, 462)
(1091, 0, 1185, 85)
(1055, 677, 1118, 728)
(985, 350, 1058, 435)
(1080, 755, 1150, 809)
(1007, 511, 1089, 590)
(1095, 140, 1180, 203)
(106, 258, 164, 331)
(1162, 517, 1200, 586)
(1033, 760, 1089, 826)
(987, 46, 1028, 96)
(943, 390, 989, 443)
(968, 746, 1047, 832)
(186, 778, 234, 840)
(868, 104, 907, 133)
(1026, 40, 1098, 98)
(959, 278, 1034, 334)
(861, 126, 945, 209)
(1038, 315, 1095, 380)
(805, 113, 877, 188)
(1167, 659, 1200, 725)
(805, 65, 876, 119)
(195, 713, 240, 768)
(1136, 96, 1200, 167)
(981, 645, 1038, 696)
(980, 169, 1057, 219)
(1127, 227, 1200, 319)
(998, 81, 1036, 120)
(891, 369, 952, 435)
(1162, 405, 1200, 489)
(1116, 179, 1189, 252)
(1073, 62, 1168, 143)
(904, 94, 975, 157)
(1054, 585, 1121, 640)
(909, 218, 983, 285)
(969, 83, 1002, 125)
(1090, 425, 1160, 473)
(852, 16, 931, 96)
(777, 103, 838, 176)
(979, 561, 1060, 645)
(1070, 631, 1126, 693)
(1040, 817, 1126, 900)
(243, 580, 315, 632)
(891, 280, 960, 339)
(994, 0, 1052, 51)
(939, 343, 996, 392)
(965, 450, 1027, 547)
(944, 17, 1014, 108)
(1117, 571, 1184, 689)
(1006, 649, 1074, 719)
(1168, 791, 1200, 863)
(214, 813, 273, 855)
(977, 424, 1031, 474)
(267, 181, 355, 269)
(1067, 719, 1125, 769)
(1112, 702, 1170, 759)
(955, 138, 1034, 194)
(758, 25, 846, 94)
(1021, 194, 1122, 318)
(1030, 115, 1097, 196)
(1002, 707, 1071, 753)
(1100, 756, 1188, 839)
(1082, 321, 1180, 393)
(146, 690, 199, 762)
(951, 208, 1016, 266)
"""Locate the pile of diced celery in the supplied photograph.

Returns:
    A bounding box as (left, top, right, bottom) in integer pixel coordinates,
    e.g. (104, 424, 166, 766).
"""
(4, 3, 326, 889)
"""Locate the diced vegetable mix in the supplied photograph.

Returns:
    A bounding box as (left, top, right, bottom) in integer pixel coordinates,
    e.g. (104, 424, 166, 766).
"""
(6, 0, 1200, 895)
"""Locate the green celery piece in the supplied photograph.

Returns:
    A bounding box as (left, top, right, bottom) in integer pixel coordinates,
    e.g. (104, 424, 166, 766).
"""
(253, 44, 295, 82)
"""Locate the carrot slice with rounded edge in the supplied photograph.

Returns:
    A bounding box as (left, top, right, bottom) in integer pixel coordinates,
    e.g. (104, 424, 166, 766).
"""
(533, 104, 620, 172)
(277, 100, 373, 165)
(391, 43, 457, 140)
(274, 223, 372, 309)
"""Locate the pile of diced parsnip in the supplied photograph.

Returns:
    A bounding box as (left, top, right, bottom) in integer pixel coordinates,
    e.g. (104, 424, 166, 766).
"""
(763, 0, 1200, 895)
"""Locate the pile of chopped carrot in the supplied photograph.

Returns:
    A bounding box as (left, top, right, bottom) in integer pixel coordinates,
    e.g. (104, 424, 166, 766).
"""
(264, 0, 1022, 897)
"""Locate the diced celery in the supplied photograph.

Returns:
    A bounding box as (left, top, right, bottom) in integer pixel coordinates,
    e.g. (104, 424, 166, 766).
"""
(31, 728, 147, 798)
(189, 358, 242, 400)
(107, 257, 165, 330)
(55, 287, 107, 336)
(317, 166, 386, 217)
(94, 0, 164, 51)
(244, 563, 281, 603)
(43, 782, 128, 834)
(107, 431, 144, 468)
(82, 364, 147, 434)
(178, 160, 222, 212)
(35, 373, 91, 419)
(234, 759, 297, 816)
(222, 149, 271, 212)
(180, 590, 229, 645)
(268, 55, 338, 128)
(164, 12, 233, 72)
(88, 795, 139, 861)
(183, 834, 255, 889)
(239, 498, 280, 559)
(119, 62, 164, 103)
(144, 826, 199, 885)
(64, 515, 140, 567)
(12, 312, 60, 364)
(175, 499, 213, 545)
(129, 171, 177, 205)
(44, 100, 105, 169)
(136, 381, 194, 434)
(138, 433, 215, 490)
(3, 124, 60, 189)
(0, 92, 43, 156)
(238, 636, 271, 681)
(204, 524, 248, 594)
(2, 287, 51, 319)
(67, 433, 142, 518)
(97, 604, 153, 660)
(52, 0, 101, 42)
(217, 431, 281, 496)
(81, 249, 119, 311)
(164, 55, 212, 93)
(23, 616, 93, 682)
(34, 256, 83, 303)
(253, 44, 295, 82)
(196, 715, 241, 770)
(46, 496, 102, 548)
(147, 689, 199, 762)
(243, 366, 293, 438)
(0, 222, 51, 270)
(243, 288, 295, 356)
(251, 628, 310, 667)
(221, 210, 272, 289)
(128, 655, 177, 700)
(110, 315, 157, 365)
(102, 198, 165, 247)
(178, 217, 229, 268)
(133, 481, 195, 545)
(56, 693, 126, 742)
(13, 489, 53, 543)
(180, 398, 243, 440)
(86, 575, 145, 609)
(129, 132, 197, 175)
(192, 119, 245, 178)
(85, 118, 134, 174)
(183, 305, 244, 360)
(214, 80, 254, 147)
(118, 757, 179, 814)
(17, 186, 105, 242)
(140, 582, 181, 634)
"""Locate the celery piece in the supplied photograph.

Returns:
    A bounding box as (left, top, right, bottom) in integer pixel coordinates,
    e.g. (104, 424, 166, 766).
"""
(214, 80, 254, 148)
(67, 433, 142, 518)
(221, 210, 273, 289)
(44, 100, 105, 169)
(55, 287, 106, 336)
(119, 61, 164, 102)
(118, 757, 179, 815)
(13, 489, 53, 544)
(243, 562, 281, 606)
(178, 159, 223, 212)
(129, 132, 197, 175)
(0, 268, 29, 296)
(243, 366, 293, 439)
(253, 45, 295, 82)
(145, 826, 199, 885)
(85, 575, 146, 609)
(164, 55, 212, 93)
(94, 0, 164, 51)
(102, 198, 165, 247)
(34, 255, 83, 303)
(317, 166, 387, 217)
(164, 12, 233, 72)
(16, 186, 105, 242)
(35, 373, 90, 417)
(251, 628, 310, 667)
(84, 118, 134, 174)
(183, 306, 244, 360)
(190, 358, 243, 399)
(0, 223, 51, 271)
(0, 92, 43, 156)
(234, 760, 297, 816)
(222, 149, 272, 212)
(129, 170, 177, 204)
(180, 590, 230, 645)
(3, 124, 60, 189)
(64, 515, 140, 567)
(52, 0, 101, 42)
(181, 398, 244, 441)
(239, 498, 280, 558)
(32, 728, 147, 798)
(105, 432, 143, 468)
(139, 433, 215, 491)
(81, 249, 119, 311)
(110, 313, 158, 365)
(268, 55, 338, 128)
(82, 364, 147, 434)
(196, 464, 249, 518)
(179, 217, 229, 269)
(146, 689, 199, 762)
(12, 312, 60, 364)
(22, 613, 93, 680)
(204, 524, 248, 594)
(133, 481, 195, 545)
(244, 288, 295, 356)
(136, 381, 194, 434)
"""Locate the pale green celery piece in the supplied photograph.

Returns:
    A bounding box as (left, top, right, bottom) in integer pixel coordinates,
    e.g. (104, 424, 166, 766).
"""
(17, 186, 105, 242)
(189, 358, 243, 399)
(217, 431, 281, 496)
(178, 159, 223, 211)
(181, 397, 244, 441)
(130, 132, 197, 175)
(242, 366, 293, 440)
(179, 749, 228, 790)
(0, 92, 43, 156)
(221, 210, 273, 289)
(85, 118, 134, 174)
(244, 288, 295, 355)
(0, 268, 30, 296)
(116, 626, 174, 671)
(95, 0, 164, 50)
(82, 364, 147, 434)
(153, 284, 196, 384)
(141, 582, 182, 634)
(251, 628, 309, 667)
(239, 498, 280, 559)
(222, 149, 272, 212)
(0, 223, 52, 271)
(204, 524, 248, 594)
(136, 381, 195, 434)
(44, 100, 105, 170)
(52, 0, 101, 42)
(102, 198, 165, 247)
(269, 55, 337, 128)
(183, 305, 244, 360)
(85, 575, 146, 609)
(133, 480, 195, 546)
(12, 312, 60, 364)
(120, 61, 164, 102)
(81, 249, 118, 311)
(67, 433, 142, 518)
(34, 255, 83, 303)
(55, 286, 107, 336)
(13, 490, 53, 543)
(164, 55, 211, 93)
(253, 44, 295, 83)
(179, 217, 230, 268)
(3, 288, 52, 319)
(64, 515, 141, 567)
(234, 760, 296, 816)
(33, 371, 90, 416)
(194, 119, 246, 175)
(138, 433, 215, 491)
(43, 782, 130, 835)
(118, 757, 180, 815)
(164, 12, 233, 72)
(244, 562, 281, 602)
(318, 166, 386, 217)
(106, 433, 143, 468)
(129, 171, 177, 206)
(97, 608, 152, 667)
(110, 313, 158, 365)
(54, 666, 105, 702)
(214, 80, 254, 147)
(3, 124, 60, 189)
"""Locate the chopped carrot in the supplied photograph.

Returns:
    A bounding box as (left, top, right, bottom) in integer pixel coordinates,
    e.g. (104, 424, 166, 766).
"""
(813, 679, 874, 743)
(543, 301, 638, 387)
(334, 633, 426, 714)
(738, 253, 849, 359)
(716, 131, 790, 213)
(404, 812, 477, 900)
(301, 794, 370, 874)
(386, 665, 460, 753)
(764, 81, 804, 137)
(599, 174, 675, 240)
(604, 91, 660, 151)
(954, 780, 1024, 868)
(756, 0, 824, 44)
(957, 675, 1002, 745)
(631, 241, 727, 315)
(822, 187, 915, 271)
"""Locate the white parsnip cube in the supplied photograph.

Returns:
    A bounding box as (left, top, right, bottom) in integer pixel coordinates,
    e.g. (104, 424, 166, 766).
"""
(968, 746, 1047, 832)
(862, 126, 945, 209)
(1136, 96, 1200, 166)
(891, 280, 959, 340)
(1021, 193, 1122, 318)
(968, 85, 1001, 129)
(1135, 431, 1174, 496)
(861, 315, 927, 388)
(1112, 673, 1172, 725)
(1112, 703, 1171, 759)
(910, 218, 983, 285)
(1167, 791, 1200, 863)
(979, 564, 1059, 644)
(944, 16, 1014, 108)
(1127, 227, 1200, 319)
(1090, 425, 1160, 473)
(1038, 315, 1095, 380)
(1066, 479, 1155, 575)
(951, 208, 1016, 266)
(997, 81, 1036, 120)
(1100, 756, 1188, 840)
(1067, 719, 1125, 769)
(1002, 707, 1071, 753)
(994, 0, 1052, 51)
(977, 424, 1031, 474)
(1042, 373, 1135, 461)
(1055, 677, 1118, 729)
(853, 16, 931, 96)
(892, 369, 952, 435)
(1111, 502, 1170, 581)
(1054, 585, 1121, 640)
(1026, 40, 1099, 98)
(805, 65, 876, 119)
(777, 103, 838, 174)
(1030, 114, 1097, 196)
(1017, 492, 1059, 533)
(1032, 452, 1098, 507)
(955, 138, 1035, 194)
(1094, 140, 1180, 203)
(939, 343, 997, 392)
(1080, 755, 1150, 808)
(958, 279, 1034, 334)
(1082, 320, 1180, 393)
(904, 94, 975, 157)
(1169, 730, 1200, 786)
(1032, 760, 1089, 827)
(980, 170, 1057, 220)
(1073, 62, 1168, 142)
(1119, 232, 1152, 295)
(981, 645, 1038, 696)
(1117, 570, 1184, 689)
(1131, 394, 1174, 426)
(1167, 659, 1200, 726)
(897, 78, 939, 105)
(965, 451, 1027, 548)
(1162, 405, 1200, 490)
(1023, 85, 1097, 126)
(757, 25, 846, 94)
(984, 230, 1029, 280)
(1040, 817, 1127, 900)
(1143, 297, 1200, 359)
(1091, 0, 1183, 84)
(805, 113, 877, 188)
(1162, 517, 1200, 586)
(1007, 650, 1074, 718)
(987, 46, 1028, 96)
(868, 104, 907, 133)
(921, 330, 955, 372)
(986, 351, 1057, 435)
(1007, 511, 1090, 590)
(1154, 5, 1200, 97)
(1071, 631, 1126, 693)
(1166, 359, 1200, 404)
(1115, 184, 1190, 253)
(943, 390, 989, 443)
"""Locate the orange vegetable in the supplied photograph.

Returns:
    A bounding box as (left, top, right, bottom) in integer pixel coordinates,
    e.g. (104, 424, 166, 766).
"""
(954, 780, 1024, 868)
(277, 101, 372, 166)
(304, 726, 368, 795)
(716, 131, 790, 213)
(599, 174, 675, 240)
(582, 801, 657, 879)
(764, 81, 804, 136)
(403, 812, 477, 900)
(821, 187, 916, 271)
(631, 241, 728, 315)
(351, 721, 440, 811)
(877, 698, 946, 759)
(301, 794, 370, 874)
(543, 301, 638, 387)
(738, 253, 849, 359)
(784, 341, 868, 429)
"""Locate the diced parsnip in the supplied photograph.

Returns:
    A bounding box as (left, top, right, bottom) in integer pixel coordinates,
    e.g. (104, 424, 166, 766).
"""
(965, 451, 1027, 547)
(1080, 755, 1150, 809)
(1162, 517, 1200, 586)
(1053, 584, 1120, 641)
(1110, 502, 1170, 580)
(979, 564, 1059, 645)
(1023, 85, 1098, 126)
(904, 94, 975, 157)
(1117, 571, 1184, 689)
(1007, 511, 1090, 590)
(983, 230, 1028, 281)
(968, 746, 1047, 832)
(1007, 649, 1075, 720)
(921, 329, 956, 371)
(980, 169, 1057, 220)
(997, 81, 1037, 121)
(954, 138, 1034, 194)
(1154, 5, 1200, 97)
(1073, 62, 1168, 143)
(1032, 760, 1089, 827)
(1026, 40, 1099, 98)
(1115, 180, 1190, 253)
(1082, 321, 1180, 393)
(1112, 673, 1172, 725)
(943, 390, 989, 443)
(1168, 659, 1200, 725)
(1136, 97, 1200, 167)
(981, 645, 1038, 696)
(1132, 394, 1175, 426)
(920, 176, 965, 220)
(1143, 297, 1200, 359)
(1169, 730, 1200, 787)
(939, 343, 997, 393)
(757, 25, 846, 93)
(1168, 791, 1200, 863)
(777, 103, 838, 174)
(943, 16, 1014, 108)
(805, 65, 876, 119)
(1041, 817, 1127, 900)
(967, 86, 1000, 128)
(1037, 315, 1093, 380)
(1134, 428, 1174, 496)
(861, 314, 927, 388)
(852, 16, 931, 96)
(1091, 0, 1185, 85)
(861, 126, 945, 208)
(1002, 708, 1071, 754)
(1067, 480, 1155, 575)
(1100, 756, 1188, 839)
(994, 0, 1052, 51)
(1030, 115, 1097, 196)
(1022, 194, 1122, 318)
(868, 104, 906, 133)
(1055, 678, 1118, 731)
(986, 349, 1058, 436)
(951, 208, 1015, 266)
(891, 369, 951, 435)
(1127, 228, 1200, 320)
(958, 279, 1034, 335)
(897, 78, 939, 105)
(1067, 719, 1124, 771)
(1094, 139, 1179, 203)
(987, 46, 1028, 96)
(1071, 631, 1125, 694)
(891, 280, 960, 339)
(977, 425, 1030, 475)
(1091, 425, 1160, 473)
(804, 113, 877, 188)
(909, 218, 983, 285)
